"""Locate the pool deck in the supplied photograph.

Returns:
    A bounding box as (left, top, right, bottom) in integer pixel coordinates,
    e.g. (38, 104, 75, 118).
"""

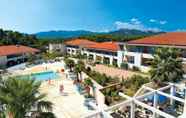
(39, 69, 96, 118)
(8, 61, 97, 117)
(11, 62, 66, 76)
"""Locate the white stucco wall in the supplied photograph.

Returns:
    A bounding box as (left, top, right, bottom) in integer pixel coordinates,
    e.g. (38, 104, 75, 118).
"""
(82, 50, 119, 65)
(124, 51, 151, 72)
(66, 47, 79, 55)
(49, 43, 65, 53)
(117, 50, 123, 67)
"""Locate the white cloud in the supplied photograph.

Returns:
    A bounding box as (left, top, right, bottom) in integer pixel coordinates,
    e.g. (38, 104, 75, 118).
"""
(149, 19, 168, 25)
(115, 18, 161, 32)
(146, 27, 162, 32)
(130, 18, 138, 22)
(159, 20, 167, 25)
(149, 19, 157, 23)
(130, 18, 141, 25)
(176, 29, 186, 32)
(115, 21, 143, 30)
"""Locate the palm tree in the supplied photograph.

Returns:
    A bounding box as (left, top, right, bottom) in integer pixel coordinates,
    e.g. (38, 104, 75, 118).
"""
(42, 52, 58, 61)
(0, 111, 6, 118)
(150, 47, 184, 85)
(64, 59, 75, 72)
(74, 60, 85, 81)
(84, 78, 93, 95)
(0, 77, 55, 118)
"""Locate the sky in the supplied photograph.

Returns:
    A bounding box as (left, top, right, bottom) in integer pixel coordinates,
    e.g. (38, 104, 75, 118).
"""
(0, 0, 186, 33)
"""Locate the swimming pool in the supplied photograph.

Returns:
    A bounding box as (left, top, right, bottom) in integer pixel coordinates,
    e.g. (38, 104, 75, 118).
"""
(31, 71, 59, 81)
(29, 71, 60, 81)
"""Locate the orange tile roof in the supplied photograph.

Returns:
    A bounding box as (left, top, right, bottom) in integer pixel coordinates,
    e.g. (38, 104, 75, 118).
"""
(65, 39, 97, 47)
(127, 32, 186, 46)
(65, 39, 120, 52)
(0, 45, 40, 56)
(85, 42, 119, 52)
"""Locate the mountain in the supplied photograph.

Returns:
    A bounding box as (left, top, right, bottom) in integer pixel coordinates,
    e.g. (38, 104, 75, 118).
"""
(109, 29, 164, 36)
(36, 30, 96, 39)
(36, 29, 164, 39)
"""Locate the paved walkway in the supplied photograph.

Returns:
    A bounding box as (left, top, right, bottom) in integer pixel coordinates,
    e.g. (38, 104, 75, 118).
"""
(39, 73, 95, 118)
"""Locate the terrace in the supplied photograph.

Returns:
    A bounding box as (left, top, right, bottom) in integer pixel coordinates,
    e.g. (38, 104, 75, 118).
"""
(92, 64, 146, 80)
(82, 64, 149, 108)
(84, 82, 186, 118)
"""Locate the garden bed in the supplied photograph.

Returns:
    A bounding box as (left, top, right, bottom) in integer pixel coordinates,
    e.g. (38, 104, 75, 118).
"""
(121, 75, 150, 96)
(144, 82, 169, 90)
(100, 84, 126, 106)
(84, 70, 120, 87)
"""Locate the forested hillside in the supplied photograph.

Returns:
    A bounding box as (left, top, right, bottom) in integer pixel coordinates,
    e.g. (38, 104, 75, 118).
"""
(0, 29, 63, 51)
(0, 29, 37, 46)
(36, 29, 164, 40)
(78, 34, 147, 42)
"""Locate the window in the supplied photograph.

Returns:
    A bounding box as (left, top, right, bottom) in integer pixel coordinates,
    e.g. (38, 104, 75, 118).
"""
(113, 52, 117, 56)
(119, 44, 124, 50)
(83, 53, 87, 58)
(7, 54, 22, 59)
(103, 57, 110, 65)
(126, 55, 135, 64)
(141, 58, 152, 66)
(113, 59, 118, 67)
(88, 54, 94, 60)
(141, 46, 155, 54)
(181, 49, 186, 58)
(127, 46, 140, 52)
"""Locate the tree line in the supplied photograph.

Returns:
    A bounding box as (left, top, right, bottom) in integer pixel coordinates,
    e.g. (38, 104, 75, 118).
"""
(78, 34, 147, 42)
(0, 29, 65, 51)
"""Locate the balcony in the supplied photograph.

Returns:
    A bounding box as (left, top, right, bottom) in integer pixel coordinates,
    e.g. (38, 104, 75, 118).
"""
(127, 46, 155, 55)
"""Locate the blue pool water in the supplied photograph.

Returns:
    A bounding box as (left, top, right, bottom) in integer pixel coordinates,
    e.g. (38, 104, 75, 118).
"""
(30, 71, 59, 81)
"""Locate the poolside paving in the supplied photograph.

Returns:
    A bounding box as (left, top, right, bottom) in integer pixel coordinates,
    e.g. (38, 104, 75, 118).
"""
(39, 73, 96, 118)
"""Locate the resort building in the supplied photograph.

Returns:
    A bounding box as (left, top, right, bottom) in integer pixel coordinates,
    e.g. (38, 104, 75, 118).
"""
(64, 32, 186, 72)
(0, 45, 39, 68)
(65, 39, 97, 55)
(124, 32, 186, 72)
(48, 43, 65, 53)
(65, 39, 124, 67)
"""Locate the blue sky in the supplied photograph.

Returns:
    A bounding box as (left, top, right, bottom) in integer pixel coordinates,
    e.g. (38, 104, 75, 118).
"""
(0, 0, 186, 33)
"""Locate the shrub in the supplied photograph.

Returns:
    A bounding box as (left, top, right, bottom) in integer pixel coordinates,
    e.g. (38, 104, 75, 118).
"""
(122, 74, 149, 96)
(102, 87, 123, 105)
(125, 88, 136, 96)
(113, 61, 118, 67)
(86, 71, 118, 86)
(84, 78, 93, 87)
(86, 66, 92, 72)
(95, 61, 101, 64)
(132, 66, 140, 71)
(120, 62, 128, 70)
